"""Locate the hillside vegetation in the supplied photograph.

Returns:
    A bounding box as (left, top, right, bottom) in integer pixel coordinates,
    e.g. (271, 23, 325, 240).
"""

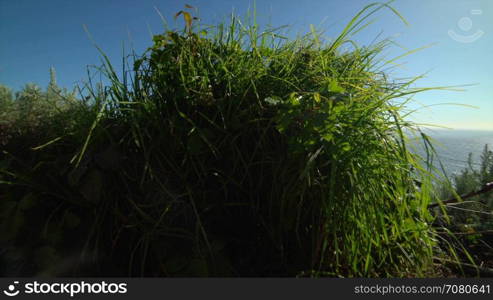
(1, 3, 448, 276)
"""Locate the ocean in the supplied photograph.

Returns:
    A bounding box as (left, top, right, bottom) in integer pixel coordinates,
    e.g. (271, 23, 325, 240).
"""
(409, 129, 493, 177)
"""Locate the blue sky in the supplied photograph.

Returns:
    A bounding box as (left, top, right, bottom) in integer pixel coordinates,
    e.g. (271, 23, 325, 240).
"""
(1, 0, 492, 130)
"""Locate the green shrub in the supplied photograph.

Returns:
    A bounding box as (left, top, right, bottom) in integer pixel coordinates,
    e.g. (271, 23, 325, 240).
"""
(1, 3, 440, 277)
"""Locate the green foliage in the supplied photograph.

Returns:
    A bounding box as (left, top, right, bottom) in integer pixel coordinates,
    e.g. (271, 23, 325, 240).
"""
(436, 143, 493, 268)
(1, 3, 443, 277)
(1, 69, 82, 139)
(0, 84, 13, 110)
(0, 84, 15, 146)
(440, 145, 493, 208)
(480, 144, 493, 186)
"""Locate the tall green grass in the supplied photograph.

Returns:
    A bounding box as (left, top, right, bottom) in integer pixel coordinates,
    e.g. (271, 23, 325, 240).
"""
(1, 2, 445, 276)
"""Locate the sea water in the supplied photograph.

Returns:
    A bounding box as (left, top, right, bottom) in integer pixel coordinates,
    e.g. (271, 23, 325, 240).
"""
(409, 129, 493, 177)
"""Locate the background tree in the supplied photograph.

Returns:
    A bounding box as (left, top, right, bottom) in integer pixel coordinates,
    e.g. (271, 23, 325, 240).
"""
(14, 83, 45, 123)
(46, 67, 62, 101)
(479, 144, 493, 186)
(0, 84, 13, 110)
(441, 145, 493, 232)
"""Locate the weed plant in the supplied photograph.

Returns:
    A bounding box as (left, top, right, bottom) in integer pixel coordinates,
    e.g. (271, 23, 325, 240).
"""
(1, 2, 443, 276)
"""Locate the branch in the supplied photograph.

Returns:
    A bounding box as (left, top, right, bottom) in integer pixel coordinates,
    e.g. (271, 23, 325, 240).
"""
(435, 257, 493, 277)
(429, 182, 493, 208)
(435, 230, 493, 236)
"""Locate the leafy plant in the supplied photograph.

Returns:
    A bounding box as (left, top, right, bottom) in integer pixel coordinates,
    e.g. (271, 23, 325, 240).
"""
(1, 2, 446, 277)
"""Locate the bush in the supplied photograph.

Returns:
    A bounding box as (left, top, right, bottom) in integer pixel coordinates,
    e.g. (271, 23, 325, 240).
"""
(1, 3, 440, 277)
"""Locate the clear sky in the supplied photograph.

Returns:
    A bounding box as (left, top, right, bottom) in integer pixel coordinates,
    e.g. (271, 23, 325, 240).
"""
(1, 0, 492, 130)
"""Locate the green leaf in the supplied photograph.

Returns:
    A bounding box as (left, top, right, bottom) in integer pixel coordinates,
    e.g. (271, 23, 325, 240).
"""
(288, 92, 301, 106)
(175, 10, 193, 32)
(329, 80, 346, 93)
(31, 136, 63, 151)
(133, 58, 143, 71)
(341, 142, 351, 152)
(333, 103, 345, 114)
(152, 34, 164, 43)
(322, 133, 333, 142)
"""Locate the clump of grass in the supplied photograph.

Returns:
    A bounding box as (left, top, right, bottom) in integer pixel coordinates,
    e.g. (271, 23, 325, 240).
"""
(1, 2, 442, 276)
